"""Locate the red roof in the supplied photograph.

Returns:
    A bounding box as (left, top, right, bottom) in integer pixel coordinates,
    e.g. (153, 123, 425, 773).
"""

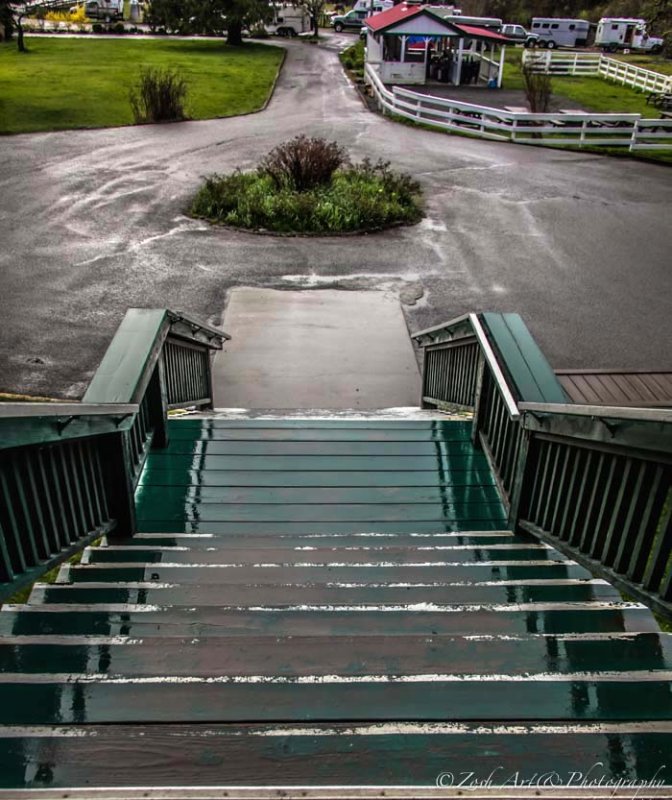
(365, 6, 512, 42)
(364, 4, 428, 32)
(452, 23, 511, 42)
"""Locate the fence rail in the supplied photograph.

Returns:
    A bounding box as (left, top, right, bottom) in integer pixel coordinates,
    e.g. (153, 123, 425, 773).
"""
(365, 62, 672, 151)
(413, 312, 672, 620)
(0, 309, 228, 602)
(523, 50, 672, 95)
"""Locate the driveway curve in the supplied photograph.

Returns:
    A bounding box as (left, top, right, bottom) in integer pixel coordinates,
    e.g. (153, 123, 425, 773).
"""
(1, 35, 671, 398)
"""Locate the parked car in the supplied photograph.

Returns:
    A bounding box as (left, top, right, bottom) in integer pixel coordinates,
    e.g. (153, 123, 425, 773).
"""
(501, 23, 539, 47)
(331, 9, 367, 32)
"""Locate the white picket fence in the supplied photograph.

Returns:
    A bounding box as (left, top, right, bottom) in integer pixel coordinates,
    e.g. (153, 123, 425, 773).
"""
(522, 50, 672, 95)
(365, 62, 672, 151)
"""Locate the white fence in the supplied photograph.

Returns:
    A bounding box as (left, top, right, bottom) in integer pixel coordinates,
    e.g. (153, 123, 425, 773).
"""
(522, 51, 672, 95)
(365, 62, 672, 151)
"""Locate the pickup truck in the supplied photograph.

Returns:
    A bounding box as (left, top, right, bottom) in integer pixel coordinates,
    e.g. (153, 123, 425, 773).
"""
(500, 24, 540, 47)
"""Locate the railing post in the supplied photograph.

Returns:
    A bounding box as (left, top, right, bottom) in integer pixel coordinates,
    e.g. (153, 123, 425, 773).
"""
(507, 426, 532, 530)
(102, 431, 137, 539)
(470, 354, 486, 447)
(204, 347, 216, 411)
(147, 355, 170, 448)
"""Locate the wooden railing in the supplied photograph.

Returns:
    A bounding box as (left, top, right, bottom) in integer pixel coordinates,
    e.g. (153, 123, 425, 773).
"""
(413, 312, 672, 619)
(0, 309, 228, 601)
(365, 62, 672, 152)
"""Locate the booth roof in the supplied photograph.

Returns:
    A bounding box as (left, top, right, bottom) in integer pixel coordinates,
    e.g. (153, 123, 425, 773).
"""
(365, 5, 513, 42)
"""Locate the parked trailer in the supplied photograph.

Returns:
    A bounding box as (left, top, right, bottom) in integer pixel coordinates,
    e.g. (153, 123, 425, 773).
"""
(596, 18, 664, 53)
(530, 18, 591, 48)
(266, 3, 311, 36)
(84, 0, 123, 20)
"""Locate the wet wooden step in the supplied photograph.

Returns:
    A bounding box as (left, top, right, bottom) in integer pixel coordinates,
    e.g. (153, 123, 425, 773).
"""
(84, 544, 562, 566)
(139, 469, 498, 488)
(2, 632, 670, 677)
(32, 579, 622, 607)
(166, 422, 474, 440)
(137, 520, 510, 534)
(1, 674, 672, 725)
(0, 604, 658, 638)
(158, 441, 484, 456)
(134, 503, 508, 525)
(106, 530, 522, 548)
(2, 722, 672, 789)
(134, 485, 502, 505)
(63, 560, 595, 585)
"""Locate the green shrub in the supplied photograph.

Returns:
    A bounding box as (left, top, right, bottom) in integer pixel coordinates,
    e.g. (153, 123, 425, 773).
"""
(112, 21, 125, 34)
(191, 152, 423, 234)
(92, 22, 103, 33)
(129, 67, 189, 123)
(340, 40, 364, 74)
(259, 135, 348, 192)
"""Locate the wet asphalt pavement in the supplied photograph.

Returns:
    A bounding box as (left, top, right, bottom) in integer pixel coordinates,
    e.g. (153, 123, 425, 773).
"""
(1, 35, 671, 399)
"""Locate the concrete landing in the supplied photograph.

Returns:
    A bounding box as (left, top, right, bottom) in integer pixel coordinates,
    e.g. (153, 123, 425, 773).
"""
(213, 289, 421, 409)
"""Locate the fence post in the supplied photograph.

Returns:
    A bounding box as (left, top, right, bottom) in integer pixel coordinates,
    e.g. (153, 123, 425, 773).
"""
(102, 431, 138, 539)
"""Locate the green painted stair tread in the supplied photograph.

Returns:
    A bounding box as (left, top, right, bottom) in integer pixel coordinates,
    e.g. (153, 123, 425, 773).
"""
(134, 485, 503, 505)
(156, 441, 482, 456)
(63, 562, 596, 584)
(103, 531, 525, 548)
(84, 545, 566, 566)
(2, 632, 670, 677)
(136, 521, 510, 534)
(161, 439, 486, 459)
(138, 469, 499, 488)
(133, 503, 508, 524)
(32, 580, 623, 607)
(0, 606, 659, 637)
(167, 419, 474, 429)
(1, 678, 672, 725)
(2, 723, 672, 789)
(167, 426, 474, 441)
(141, 454, 491, 472)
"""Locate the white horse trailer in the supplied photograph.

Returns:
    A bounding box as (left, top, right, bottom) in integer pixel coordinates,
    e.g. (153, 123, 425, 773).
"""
(595, 18, 664, 53)
(530, 18, 591, 48)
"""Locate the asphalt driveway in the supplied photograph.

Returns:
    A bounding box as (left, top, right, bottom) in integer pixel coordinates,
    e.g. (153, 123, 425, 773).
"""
(0, 35, 671, 398)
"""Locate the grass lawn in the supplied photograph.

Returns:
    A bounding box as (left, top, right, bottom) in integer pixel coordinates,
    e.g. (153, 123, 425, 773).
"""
(0, 37, 285, 134)
(502, 50, 668, 117)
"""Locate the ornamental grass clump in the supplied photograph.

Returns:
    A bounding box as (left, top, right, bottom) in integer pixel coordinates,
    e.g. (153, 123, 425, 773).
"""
(191, 138, 423, 235)
(260, 135, 348, 192)
(130, 67, 189, 124)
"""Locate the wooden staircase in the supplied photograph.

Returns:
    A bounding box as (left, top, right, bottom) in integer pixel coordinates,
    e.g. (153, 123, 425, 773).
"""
(1, 416, 672, 794)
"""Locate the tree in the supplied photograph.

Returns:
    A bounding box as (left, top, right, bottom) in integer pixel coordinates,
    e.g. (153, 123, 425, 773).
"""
(0, 0, 15, 40)
(302, 0, 324, 37)
(144, 0, 271, 44)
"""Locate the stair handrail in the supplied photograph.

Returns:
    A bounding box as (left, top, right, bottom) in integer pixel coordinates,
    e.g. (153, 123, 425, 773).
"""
(413, 312, 672, 619)
(0, 308, 229, 603)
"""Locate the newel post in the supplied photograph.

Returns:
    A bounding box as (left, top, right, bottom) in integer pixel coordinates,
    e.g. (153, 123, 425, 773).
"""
(470, 353, 486, 447)
(103, 430, 137, 539)
(148, 355, 170, 449)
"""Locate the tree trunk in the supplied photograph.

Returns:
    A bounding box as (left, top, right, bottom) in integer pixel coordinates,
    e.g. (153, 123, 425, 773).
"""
(312, 16, 318, 37)
(17, 19, 26, 52)
(226, 20, 243, 45)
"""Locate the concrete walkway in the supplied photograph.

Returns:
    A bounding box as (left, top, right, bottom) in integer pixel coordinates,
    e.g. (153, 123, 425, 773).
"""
(1, 35, 671, 399)
(213, 289, 421, 408)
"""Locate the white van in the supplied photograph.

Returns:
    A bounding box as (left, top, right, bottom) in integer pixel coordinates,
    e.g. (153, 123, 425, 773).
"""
(266, 4, 311, 36)
(595, 18, 664, 53)
(530, 18, 591, 48)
